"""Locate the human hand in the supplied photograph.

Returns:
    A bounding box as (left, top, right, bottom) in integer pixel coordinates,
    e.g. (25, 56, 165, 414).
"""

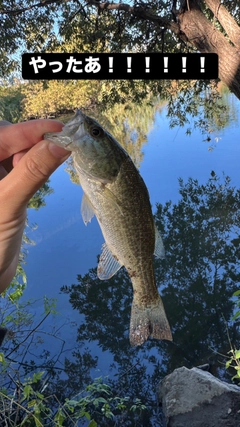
(0, 119, 70, 292)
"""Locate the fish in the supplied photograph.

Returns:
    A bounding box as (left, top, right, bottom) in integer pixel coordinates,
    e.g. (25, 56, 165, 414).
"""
(44, 109, 172, 346)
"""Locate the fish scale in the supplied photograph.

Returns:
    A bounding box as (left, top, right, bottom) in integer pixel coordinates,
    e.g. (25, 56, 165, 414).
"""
(44, 109, 172, 346)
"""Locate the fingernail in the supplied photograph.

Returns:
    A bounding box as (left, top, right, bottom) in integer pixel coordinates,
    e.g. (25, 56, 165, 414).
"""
(48, 142, 70, 159)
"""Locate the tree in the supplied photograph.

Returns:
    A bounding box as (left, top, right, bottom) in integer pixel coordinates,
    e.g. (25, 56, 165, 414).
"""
(61, 172, 240, 374)
(1, 1, 240, 99)
(2, 171, 240, 426)
(0, 82, 24, 123)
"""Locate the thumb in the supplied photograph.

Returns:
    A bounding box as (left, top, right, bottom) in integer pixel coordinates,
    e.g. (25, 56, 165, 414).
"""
(1, 140, 70, 219)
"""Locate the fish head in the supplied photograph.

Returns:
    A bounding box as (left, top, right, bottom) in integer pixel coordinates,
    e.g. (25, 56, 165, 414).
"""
(44, 109, 113, 156)
(44, 109, 88, 151)
(44, 109, 123, 182)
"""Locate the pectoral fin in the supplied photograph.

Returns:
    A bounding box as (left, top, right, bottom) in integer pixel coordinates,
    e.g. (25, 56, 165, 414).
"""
(154, 224, 165, 259)
(81, 193, 95, 225)
(102, 187, 124, 216)
(97, 243, 122, 280)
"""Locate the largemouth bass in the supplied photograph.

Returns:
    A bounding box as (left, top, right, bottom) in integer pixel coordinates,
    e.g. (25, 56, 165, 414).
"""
(44, 110, 172, 346)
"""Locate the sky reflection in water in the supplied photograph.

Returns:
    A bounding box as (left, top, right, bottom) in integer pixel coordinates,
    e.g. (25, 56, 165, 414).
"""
(14, 94, 240, 425)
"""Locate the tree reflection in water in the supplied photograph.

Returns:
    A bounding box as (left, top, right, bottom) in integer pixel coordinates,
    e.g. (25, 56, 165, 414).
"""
(2, 172, 240, 426)
(60, 172, 240, 423)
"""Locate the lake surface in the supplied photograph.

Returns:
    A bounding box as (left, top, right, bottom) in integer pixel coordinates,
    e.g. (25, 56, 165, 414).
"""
(4, 93, 240, 425)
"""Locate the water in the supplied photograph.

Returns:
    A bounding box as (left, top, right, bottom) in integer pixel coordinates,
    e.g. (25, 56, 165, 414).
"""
(3, 93, 240, 426)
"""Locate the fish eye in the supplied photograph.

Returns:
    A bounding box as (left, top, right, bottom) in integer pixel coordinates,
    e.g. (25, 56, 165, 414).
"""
(90, 126, 102, 137)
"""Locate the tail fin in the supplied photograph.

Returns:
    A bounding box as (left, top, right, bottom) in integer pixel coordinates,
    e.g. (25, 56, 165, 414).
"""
(129, 298, 172, 346)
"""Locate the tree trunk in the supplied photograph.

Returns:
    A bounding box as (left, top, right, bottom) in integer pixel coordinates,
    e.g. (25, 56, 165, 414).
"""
(178, 1, 240, 100)
(204, 0, 240, 49)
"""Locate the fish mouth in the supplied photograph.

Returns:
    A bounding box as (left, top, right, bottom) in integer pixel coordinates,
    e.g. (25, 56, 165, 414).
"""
(44, 109, 86, 150)
(66, 141, 73, 147)
(60, 140, 72, 148)
(44, 132, 73, 150)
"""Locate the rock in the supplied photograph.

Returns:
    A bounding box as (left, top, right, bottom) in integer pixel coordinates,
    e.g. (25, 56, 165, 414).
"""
(158, 366, 240, 427)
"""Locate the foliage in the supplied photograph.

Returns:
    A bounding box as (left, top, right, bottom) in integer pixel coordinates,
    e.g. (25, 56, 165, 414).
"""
(225, 347, 240, 381)
(20, 76, 165, 121)
(0, 252, 146, 426)
(1, 73, 233, 141)
(27, 181, 54, 210)
(225, 290, 240, 381)
(0, 369, 146, 427)
(1, 0, 239, 63)
(1, 1, 239, 128)
(232, 290, 240, 322)
(1, 0, 240, 107)
(93, 96, 166, 165)
(21, 80, 102, 119)
(1, 6, 237, 137)
(166, 80, 236, 140)
(0, 277, 146, 426)
(0, 81, 24, 123)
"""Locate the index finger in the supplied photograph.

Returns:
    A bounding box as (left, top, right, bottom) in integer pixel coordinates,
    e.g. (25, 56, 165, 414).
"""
(0, 120, 63, 161)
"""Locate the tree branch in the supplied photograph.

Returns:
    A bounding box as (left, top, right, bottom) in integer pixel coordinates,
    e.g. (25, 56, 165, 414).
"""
(92, 1, 180, 36)
(1, 0, 180, 39)
(0, 0, 62, 15)
(204, 0, 240, 49)
(5, 312, 50, 358)
(0, 0, 179, 41)
(179, 6, 240, 99)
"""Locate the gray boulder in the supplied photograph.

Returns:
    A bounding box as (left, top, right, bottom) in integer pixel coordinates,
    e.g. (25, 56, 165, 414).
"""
(158, 366, 240, 427)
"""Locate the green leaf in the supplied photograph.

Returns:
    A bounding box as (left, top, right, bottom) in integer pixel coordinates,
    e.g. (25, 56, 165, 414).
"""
(232, 310, 240, 320)
(233, 290, 240, 296)
(0, 352, 6, 366)
(93, 397, 107, 406)
(32, 371, 44, 383)
(88, 420, 97, 427)
(105, 410, 114, 419)
(22, 271, 27, 284)
(28, 399, 37, 408)
(232, 370, 240, 380)
(234, 350, 240, 359)
(66, 399, 78, 407)
(33, 415, 43, 427)
(226, 359, 232, 369)
(84, 411, 91, 420)
(43, 296, 58, 315)
(23, 385, 34, 400)
(117, 403, 127, 410)
(36, 392, 44, 399)
(54, 409, 65, 426)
